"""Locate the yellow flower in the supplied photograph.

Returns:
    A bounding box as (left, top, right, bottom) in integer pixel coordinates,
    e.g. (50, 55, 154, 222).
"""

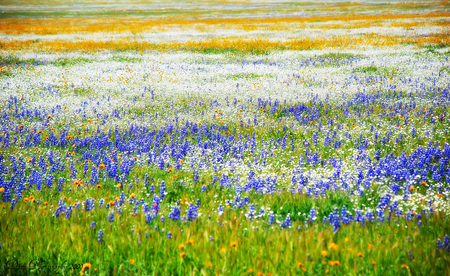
(180, 252, 186, 258)
(230, 241, 238, 248)
(80, 263, 92, 275)
(321, 250, 328, 257)
(0, 187, 4, 193)
(117, 183, 122, 188)
(345, 237, 349, 243)
(99, 164, 106, 169)
(178, 244, 185, 251)
(130, 193, 136, 199)
(129, 259, 135, 264)
(220, 248, 226, 254)
(96, 184, 102, 188)
(187, 239, 194, 246)
(109, 200, 115, 206)
(357, 252, 363, 258)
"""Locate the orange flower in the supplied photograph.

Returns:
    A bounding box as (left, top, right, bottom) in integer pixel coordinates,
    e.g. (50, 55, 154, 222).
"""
(130, 193, 136, 199)
(178, 244, 185, 251)
(372, 261, 377, 265)
(0, 187, 4, 193)
(437, 193, 443, 197)
(401, 264, 409, 269)
(187, 239, 194, 246)
(109, 200, 115, 206)
(297, 262, 303, 268)
(325, 269, 329, 274)
(247, 268, 254, 273)
(180, 252, 186, 258)
(368, 244, 373, 250)
(99, 164, 106, 169)
(321, 250, 328, 257)
(330, 242, 338, 251)
(230, 241, 238, 248)
(129, 259, 135, 264)
(96, 184, 102, 188)
(206, 262, 213, 268)
(117, 183, 122, 188)
(421, 181, 427, 186)
(357, 252, 363, 258)
(333, 260, 340, 266)
(256, 272, 264, 276)
(409, 186, 415, 191)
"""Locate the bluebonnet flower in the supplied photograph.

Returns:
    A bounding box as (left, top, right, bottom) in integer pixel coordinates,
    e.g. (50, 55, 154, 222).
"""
(416, 214, 422, 226)
(145, 212, 152, 224)
(437, 239, 443, 252)
(309, 207, 317, 223)
(268, 211, 275, 224)
(406, 211, 412, 221)
(332, 208, 340, 231)
(90, 221, 96, 228)
(10, 199, 16, 210)
(150, 184, 155, 193)
(168, 206, 181, 220)
(218, 204, 224, 215)
(193, 170, 199, 182)
(57, 177, 64, 192)
(444, 235, 449, 251)
(65, 206, 72, 219)
(209, 236, 214, 241)
(187, 204, 198, 221)
(281, 214, 291, 228)
(119, 191, 125, 206)
(166, 232, 172, 239)
(160, 181, 166, 200)
(247, 203, 255, 220)
(98, 230, 104, 242)
(108, 211, 114, 223)
(201, 185, 207, 192)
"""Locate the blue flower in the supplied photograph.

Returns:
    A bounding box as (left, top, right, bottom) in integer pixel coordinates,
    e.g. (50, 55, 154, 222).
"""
(168, 206, 181, 220)
(98, 230, 104, 242)
(108, 211, 114, 223)
(187, 204, 198, 221)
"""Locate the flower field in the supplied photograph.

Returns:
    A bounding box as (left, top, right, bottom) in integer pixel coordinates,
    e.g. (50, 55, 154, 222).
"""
(1, 0, 450, 275)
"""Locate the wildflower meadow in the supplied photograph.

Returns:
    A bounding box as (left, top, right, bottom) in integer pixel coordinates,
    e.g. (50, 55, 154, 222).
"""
(1, 0, 450, 275)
